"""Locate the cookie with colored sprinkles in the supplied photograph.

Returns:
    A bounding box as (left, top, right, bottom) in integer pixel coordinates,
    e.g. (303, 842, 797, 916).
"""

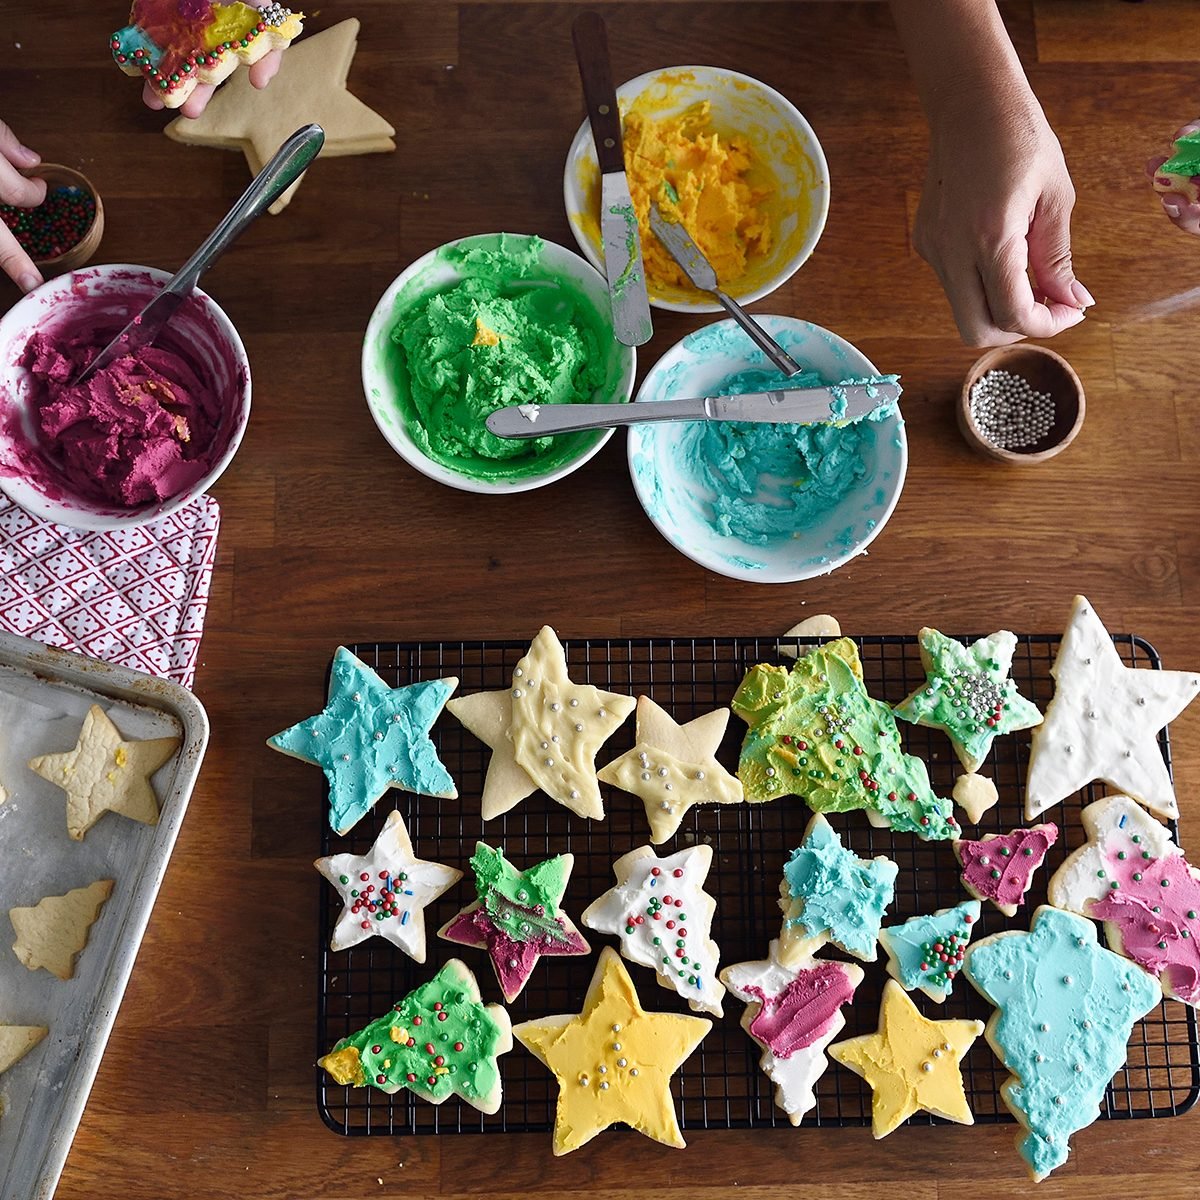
(318, 958, 512, 1114)
(878, 899, 981, 1002)
(1152, 126, 1200, 203)
(955, 824, 1058, 917)
(438, 843, 590, 1003)
(731, 638, 958, 840)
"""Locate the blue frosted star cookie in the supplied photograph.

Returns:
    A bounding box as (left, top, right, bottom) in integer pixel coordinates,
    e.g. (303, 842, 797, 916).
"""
(879, 899, 981, 1002)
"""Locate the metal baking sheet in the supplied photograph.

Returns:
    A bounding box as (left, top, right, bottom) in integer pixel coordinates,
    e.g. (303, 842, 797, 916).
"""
(0, 630, 208, 1200)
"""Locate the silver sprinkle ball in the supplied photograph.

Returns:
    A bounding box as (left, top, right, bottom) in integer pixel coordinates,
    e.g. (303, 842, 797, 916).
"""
(969, 369, 1056, 451)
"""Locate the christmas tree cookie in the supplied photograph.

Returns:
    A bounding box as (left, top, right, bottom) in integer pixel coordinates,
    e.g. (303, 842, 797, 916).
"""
(581, 844, 724, 1016)
(318, 959, 512, 1114)
(1153, 127, 1200, 203)
(732, 639, 958, 840)
(1049, 795, 1200, 1007)
(955, 824, 1058, 917)
(447, 627, 635, 821)
(963, 906, 1161, 1181)
(597, 696, 744, 843)
(314, 810, 461, 961)
(878, 899, 981, 1002)
(1025, 595, 1200, 823)
(10, 879, 114, 980)
(721, 941, 863, 1125)
(512, 947, 711, 1154)
(893, 628, 1042, 773)
(268, 648, 458, 835)
(778, 813, 898, 965)
(829, 979, 984, 1138)
(438, 844, 590, 1003)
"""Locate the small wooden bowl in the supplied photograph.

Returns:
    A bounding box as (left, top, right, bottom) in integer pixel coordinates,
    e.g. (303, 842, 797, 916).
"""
(957, 344, 1085, 464)
(27, 164, 104, 273)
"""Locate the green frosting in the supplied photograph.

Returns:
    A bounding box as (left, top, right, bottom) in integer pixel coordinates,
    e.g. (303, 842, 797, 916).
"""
(1162, 128, 1200, 177)
(384, 233, 612, 483)
(471, 842, 572, 945)
(732, 638, 957, 841)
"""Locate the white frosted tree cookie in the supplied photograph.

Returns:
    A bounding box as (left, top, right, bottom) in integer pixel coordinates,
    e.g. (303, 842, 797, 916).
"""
(598, 697, 744, 843)
(1025, 595, 1200, 822)
(10, 880, 114, 980)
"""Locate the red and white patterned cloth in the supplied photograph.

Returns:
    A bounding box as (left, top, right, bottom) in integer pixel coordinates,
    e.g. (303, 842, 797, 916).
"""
(0, 494, 220, 688)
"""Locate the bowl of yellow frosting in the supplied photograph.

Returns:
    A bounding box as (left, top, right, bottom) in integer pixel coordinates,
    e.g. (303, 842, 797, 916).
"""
(564, 65, 829, 313)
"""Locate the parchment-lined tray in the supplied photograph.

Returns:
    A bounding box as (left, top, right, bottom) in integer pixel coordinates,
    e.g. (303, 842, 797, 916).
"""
(0, 630, 208, 1200)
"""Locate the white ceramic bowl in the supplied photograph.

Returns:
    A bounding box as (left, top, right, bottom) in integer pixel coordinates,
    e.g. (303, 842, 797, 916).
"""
(627, 317, 907, 583)
(0, 265, 250, 531)
(363, 233, 637, 494)
(564, 65, 829, 313)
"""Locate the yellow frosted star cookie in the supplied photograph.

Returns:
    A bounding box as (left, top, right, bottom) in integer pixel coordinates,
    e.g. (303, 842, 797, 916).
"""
(598, 697, 743, 842)
(28, 705, 180, 841)
(512, 947, 711, 1154)
(10, 879, 115, 981)
(829, 979, 983, 1138)
(0, 1025, 47, 1076)
(448, 627, 636, 821)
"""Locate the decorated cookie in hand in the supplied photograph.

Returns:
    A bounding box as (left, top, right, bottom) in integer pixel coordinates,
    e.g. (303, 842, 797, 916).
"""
(1148, 122, 1200, 235)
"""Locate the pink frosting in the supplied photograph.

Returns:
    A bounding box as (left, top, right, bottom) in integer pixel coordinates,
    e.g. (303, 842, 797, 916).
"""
(742, 961, 857, 1059)
(443, 907, 587, 999)
(958, 824, 1058, 909)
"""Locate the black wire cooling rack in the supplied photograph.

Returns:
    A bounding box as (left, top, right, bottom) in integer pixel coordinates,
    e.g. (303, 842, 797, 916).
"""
(316, 633, 1200, 1136)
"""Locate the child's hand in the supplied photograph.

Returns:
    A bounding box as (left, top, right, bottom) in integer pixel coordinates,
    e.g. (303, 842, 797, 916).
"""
(1147, 120, 1200, 237)
(0, 120, 46, 292)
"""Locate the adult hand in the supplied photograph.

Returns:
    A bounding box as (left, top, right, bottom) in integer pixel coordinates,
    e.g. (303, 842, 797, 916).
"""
(1146, 120, 1200, 236)
(0, 120, 46, 293)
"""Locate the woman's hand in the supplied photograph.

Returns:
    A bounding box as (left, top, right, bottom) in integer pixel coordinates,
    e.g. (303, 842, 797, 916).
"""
(0, 120, 46, 292)
(1147, 120, 1200, 236)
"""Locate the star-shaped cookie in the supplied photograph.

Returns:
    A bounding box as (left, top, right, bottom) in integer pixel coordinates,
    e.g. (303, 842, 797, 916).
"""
(165, 18, 395, 213)
(581, 844, 724, 1016)
(598, 696, 744, 843)
(721, 941, 863, 1125)
(438, 843, 589, 1002)
(28, 705, 179, 841)
(0, 1025, 47, 1077)
(268, 647, 458, 835)
(315, 810, 461, 960)
(778, 813, 898, 965)
(512, 947, 712, 1154)
(894, 628, 1042, 773)
(830, 979, 984, 1138)
(1026, 595, 1200, 821)
(447, 626, 636, 821)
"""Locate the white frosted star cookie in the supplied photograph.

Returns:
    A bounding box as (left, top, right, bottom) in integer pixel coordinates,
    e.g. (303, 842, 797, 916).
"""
(1025, 595, 1200, 821)
(597, 697, 744, 843)
(315, 810, 462, 961)
(10, 879, 114, 980)
(448, 627, 636, 821)
(581, 844, 724, 1016)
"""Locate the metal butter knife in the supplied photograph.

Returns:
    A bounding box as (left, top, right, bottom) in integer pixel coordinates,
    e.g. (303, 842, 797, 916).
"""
(572, 12, 653, 347)
(486, 381, 901, 439)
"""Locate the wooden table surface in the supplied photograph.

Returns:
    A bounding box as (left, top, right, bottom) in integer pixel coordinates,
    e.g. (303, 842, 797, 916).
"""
(4, 1, 1200, 1197)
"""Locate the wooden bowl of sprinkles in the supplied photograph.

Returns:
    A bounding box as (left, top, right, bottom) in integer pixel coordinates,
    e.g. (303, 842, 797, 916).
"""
(10, 164, 105, 274)
(958, 344, 1085, 464)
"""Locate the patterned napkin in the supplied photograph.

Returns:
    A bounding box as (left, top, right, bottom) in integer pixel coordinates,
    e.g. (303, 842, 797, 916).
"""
(0, 494, 220, 688)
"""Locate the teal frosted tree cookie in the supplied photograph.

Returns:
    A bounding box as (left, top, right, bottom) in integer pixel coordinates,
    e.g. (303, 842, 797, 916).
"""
(963, 906, 1161, 1182)
(893, 628, 1042, 773)
(878, 899, 981, 1002)
(732, 638, 958, 840)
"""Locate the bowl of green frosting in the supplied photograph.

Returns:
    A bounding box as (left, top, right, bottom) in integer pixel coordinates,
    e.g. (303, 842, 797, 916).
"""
(363, 233, 636, 492)
(628, 317, 907, 583)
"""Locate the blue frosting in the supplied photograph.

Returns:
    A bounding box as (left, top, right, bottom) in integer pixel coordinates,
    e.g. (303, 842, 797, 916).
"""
(268, 648, 457, 834)
(112, 25, 162, 68)
(879, 899, 981, 999)
(964, 906, 1161, 1180)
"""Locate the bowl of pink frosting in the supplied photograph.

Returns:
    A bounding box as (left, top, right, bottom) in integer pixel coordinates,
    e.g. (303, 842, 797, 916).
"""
(0, 264, 250, 530)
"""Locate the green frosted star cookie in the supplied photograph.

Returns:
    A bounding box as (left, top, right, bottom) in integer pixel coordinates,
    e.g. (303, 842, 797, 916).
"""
(731, 638, 957, 840)
(894, 628, 1042, 773)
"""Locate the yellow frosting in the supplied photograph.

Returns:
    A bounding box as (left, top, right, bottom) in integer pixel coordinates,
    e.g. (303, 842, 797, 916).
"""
(203, 4, 260, 49)
(317, 1045, 365, 1086)
(471, 317, 501, 347)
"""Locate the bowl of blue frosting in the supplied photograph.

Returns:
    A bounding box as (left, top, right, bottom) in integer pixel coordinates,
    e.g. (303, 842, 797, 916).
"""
(627, 317, 907, 583)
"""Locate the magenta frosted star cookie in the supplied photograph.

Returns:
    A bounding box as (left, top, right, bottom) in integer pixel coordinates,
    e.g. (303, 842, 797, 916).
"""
(955, 824, 1058, 917)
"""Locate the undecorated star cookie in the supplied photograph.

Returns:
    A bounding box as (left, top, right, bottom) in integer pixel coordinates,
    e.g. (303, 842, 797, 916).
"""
(29, 705, 180, 841)
(597, 696, 744, 843)
(829, 979, 984, 1138)
(581, 844, 724, 1016)
(1049, 795, 1200, 1008)
(319, 958, 512, 1114)
(438, 843, 589, 1003)
(878, 899, 982, 1002)
(268, 647, 458, 835)
(778, 813, 897, 965)
(952, 772, 999, 825)
(0, 1025, 47, 1076)
(894, 628, 1042, 773)
(955, 824, 1058, 917)
(512, 947, 711, 1154)
(732, 639, 958, 840)
(1025, 595, 1200, 822)
(10, 879, 114, 980)
(314, 810, 461, 961)
(963, 905, 1161, 1182)
(721, 941, 863, 1125)
(447, 626, 636, 821)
